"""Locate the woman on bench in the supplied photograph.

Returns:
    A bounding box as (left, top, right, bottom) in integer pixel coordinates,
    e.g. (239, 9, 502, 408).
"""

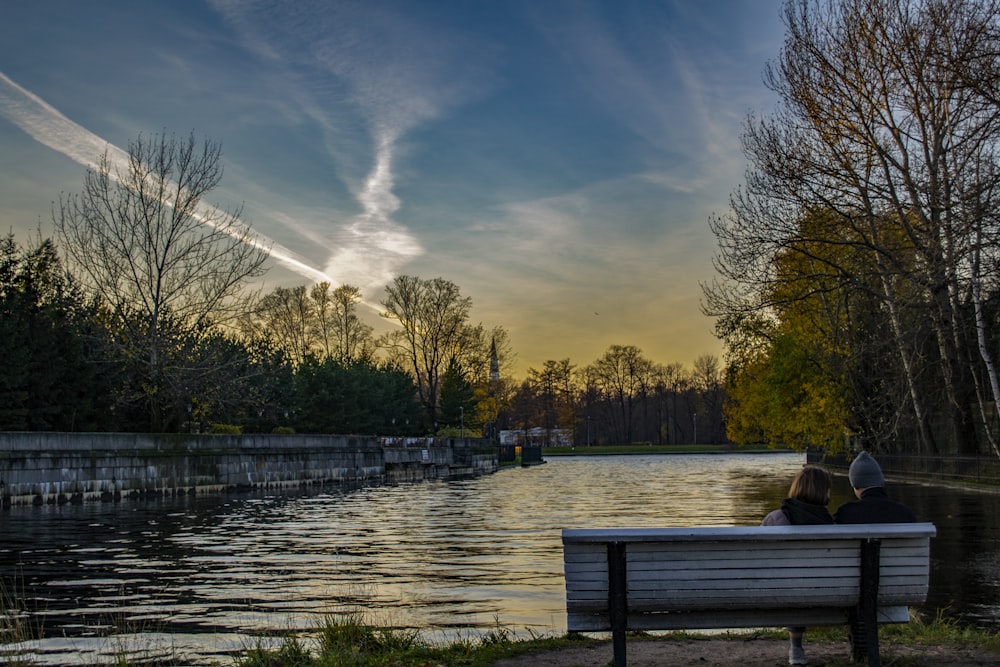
(762, 465, 835, 665)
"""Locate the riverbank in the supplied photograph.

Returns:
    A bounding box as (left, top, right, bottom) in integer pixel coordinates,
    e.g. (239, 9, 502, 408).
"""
(225, 616, 1000, 667)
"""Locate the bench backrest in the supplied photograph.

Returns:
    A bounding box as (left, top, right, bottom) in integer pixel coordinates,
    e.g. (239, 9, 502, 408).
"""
(563, 523, 936, 632)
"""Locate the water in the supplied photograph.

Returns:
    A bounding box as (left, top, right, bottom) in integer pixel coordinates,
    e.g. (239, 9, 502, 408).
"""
(1, 453, 998, 664)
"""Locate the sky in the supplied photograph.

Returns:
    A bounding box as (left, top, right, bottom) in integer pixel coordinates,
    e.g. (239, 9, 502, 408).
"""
(0, 0, 785, 377)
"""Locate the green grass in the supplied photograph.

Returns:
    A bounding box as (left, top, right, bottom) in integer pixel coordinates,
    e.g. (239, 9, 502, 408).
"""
(233, 612, 594, 667)
(736, 612, 1000, 666)
(750, 609, 1000, 649)
(880, 609, 1000, 652)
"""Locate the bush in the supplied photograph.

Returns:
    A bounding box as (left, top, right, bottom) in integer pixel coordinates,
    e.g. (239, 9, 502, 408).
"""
(208, 423, 242, 434)
(271, 426, 296, 435)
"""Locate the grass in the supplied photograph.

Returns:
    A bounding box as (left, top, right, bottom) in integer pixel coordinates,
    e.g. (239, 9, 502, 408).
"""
(881, 609, 1000, 652)
(0, 575, 190, 667)
(744, 611, 1000, 666)
(741, 608, 1000, 650)
(2, 603, 998, 666)
(233, 612, 593, 667)
(0, 575, 40, 667)
(229, 610, 1000, 667)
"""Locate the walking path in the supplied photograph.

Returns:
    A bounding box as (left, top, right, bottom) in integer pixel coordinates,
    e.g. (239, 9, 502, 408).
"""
(492, 636, 1000, 666)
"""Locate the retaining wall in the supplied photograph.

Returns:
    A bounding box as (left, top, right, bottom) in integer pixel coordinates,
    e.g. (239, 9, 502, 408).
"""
(0, 432, 498, 507)
(808, 449, 1000, 485)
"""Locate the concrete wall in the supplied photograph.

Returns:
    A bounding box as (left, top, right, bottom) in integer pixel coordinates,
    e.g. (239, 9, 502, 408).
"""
(807, 449, 1000, 485)
(0, 433, 498, 507)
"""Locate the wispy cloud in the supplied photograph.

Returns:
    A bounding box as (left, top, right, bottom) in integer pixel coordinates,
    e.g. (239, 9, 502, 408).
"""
(527, 2, 767, 191)
(530, 7, 681, 152)
(0, 70, 333, 284)
(0, 71, 129, 169)
(209, 0, 498, 296)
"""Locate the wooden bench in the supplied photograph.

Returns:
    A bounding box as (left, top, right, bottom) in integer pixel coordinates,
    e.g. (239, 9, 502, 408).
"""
(563, 523, 936, 667)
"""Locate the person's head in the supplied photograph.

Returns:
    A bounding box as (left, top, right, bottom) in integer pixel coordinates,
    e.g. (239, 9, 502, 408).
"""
(788, 465, 832, 506)
(848, 451, 885, 496)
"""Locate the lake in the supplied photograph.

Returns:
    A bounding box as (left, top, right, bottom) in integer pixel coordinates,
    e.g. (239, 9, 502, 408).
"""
(1, 452, 997, 665)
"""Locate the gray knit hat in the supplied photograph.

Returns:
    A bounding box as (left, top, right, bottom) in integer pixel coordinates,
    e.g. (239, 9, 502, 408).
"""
(848, 451, 885, 488)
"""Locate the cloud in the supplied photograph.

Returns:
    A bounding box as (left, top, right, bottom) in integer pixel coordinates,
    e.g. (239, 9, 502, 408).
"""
(0, 70, 332, 284)
(528, 6, 679, 151)
(0, 71, 129, 169)
(447, 169, 713, 305)
(527, 2, 774, 193)
(209, 0, 499, 298)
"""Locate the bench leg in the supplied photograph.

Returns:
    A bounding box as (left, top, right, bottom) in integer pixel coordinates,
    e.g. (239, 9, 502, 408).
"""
(850, 538, 882, 666)
(608, 541, 628, 667)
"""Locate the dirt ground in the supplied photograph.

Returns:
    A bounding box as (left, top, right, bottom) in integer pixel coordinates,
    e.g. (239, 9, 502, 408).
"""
(492, 636, 1000, 666)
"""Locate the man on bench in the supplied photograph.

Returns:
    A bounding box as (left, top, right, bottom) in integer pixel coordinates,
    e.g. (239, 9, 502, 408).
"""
(835, 451, 918, 665)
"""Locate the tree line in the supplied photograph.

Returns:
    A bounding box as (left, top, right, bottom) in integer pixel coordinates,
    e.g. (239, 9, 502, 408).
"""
(505, 351, 726, 447)
(704, 0, 1000, 458)
(1, 132, 725, 441)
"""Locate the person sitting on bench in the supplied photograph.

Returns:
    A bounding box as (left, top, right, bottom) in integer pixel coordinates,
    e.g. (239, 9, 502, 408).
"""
(834, 451, 916, 524)
(762, 465, 835, 665)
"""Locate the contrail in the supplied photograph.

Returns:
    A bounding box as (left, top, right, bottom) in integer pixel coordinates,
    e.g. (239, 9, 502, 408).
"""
(0, 70, 334, 285)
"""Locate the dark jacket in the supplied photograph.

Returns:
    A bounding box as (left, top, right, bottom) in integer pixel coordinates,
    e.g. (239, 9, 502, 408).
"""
(833, 487, 917, 524)
(761, 498, 834, 526)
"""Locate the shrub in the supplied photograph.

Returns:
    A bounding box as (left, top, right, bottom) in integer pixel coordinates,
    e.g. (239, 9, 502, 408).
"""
(207, 423, 242, 434)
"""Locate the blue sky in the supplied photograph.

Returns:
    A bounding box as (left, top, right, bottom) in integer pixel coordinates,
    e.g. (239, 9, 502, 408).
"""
(0, 0, 785, 375)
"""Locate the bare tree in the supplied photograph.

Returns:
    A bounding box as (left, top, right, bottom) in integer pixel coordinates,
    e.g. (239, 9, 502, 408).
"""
(651, 362, 691, 444)
(255, 285, 314, 366)
(381, 275, 472, 427)
(309, 281, 335, 358)
(585, 344, 654, 445)
(324, 283, 375, 362)
(692, 354, 725, 444)
(448, 322, 514, 385)
(250, 281, 376, 365)
(527, 359, 578, 444)
(706, 0, 1000, 455)
(55, 132, 268, 430)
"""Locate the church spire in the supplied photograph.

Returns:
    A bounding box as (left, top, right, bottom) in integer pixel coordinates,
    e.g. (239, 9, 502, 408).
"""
(489, 336, 500, 382)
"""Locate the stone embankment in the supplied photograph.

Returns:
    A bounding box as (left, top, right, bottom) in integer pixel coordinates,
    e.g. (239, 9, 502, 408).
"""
(0, 432, 497, 507)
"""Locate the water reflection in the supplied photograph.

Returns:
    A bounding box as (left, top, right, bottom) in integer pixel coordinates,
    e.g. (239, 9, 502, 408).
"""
(1, 453, 998, 665)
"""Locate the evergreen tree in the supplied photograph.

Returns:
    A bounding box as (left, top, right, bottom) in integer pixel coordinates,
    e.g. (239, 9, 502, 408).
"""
(293, 357, 422, 435)
(0, 234, 118, 431)
(439, 360, 477, 433)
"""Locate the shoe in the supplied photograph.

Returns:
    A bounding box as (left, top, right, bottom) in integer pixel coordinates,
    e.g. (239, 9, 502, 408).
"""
(789, 645, 808, 665)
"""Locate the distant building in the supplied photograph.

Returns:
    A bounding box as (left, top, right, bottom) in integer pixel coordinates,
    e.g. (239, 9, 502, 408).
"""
(499, 428, 573, 447)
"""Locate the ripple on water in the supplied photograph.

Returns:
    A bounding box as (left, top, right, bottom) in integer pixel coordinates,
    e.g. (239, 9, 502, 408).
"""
(4, 452, 998, 664)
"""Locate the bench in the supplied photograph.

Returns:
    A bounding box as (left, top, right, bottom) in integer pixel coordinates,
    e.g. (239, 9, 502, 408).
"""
(563, 523, 936, 667)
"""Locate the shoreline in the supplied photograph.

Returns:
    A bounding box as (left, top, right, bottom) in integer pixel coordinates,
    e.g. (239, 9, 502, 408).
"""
(541, 444, 790, 456)
(541, 446, 1000, 494)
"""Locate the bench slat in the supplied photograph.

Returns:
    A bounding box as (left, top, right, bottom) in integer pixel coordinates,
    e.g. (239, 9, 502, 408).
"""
(570, 584, 928, 607)
(567, 605, 911, 632)
(567, 540, 930, 558)
(562, 523, 935, 634)
(563, 524, 937, 543)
